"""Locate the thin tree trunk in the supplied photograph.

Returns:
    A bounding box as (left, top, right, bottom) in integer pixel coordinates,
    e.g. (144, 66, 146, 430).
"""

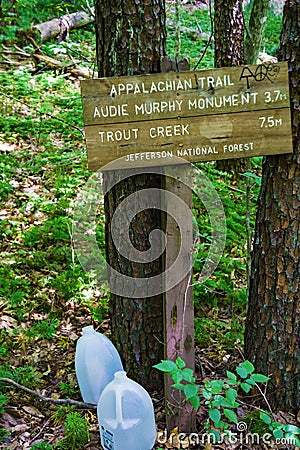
(214, 0, 244, 67)
(245, 0, 300, 413)
(245, 0, 271, 65)
(0, 1, 3, 27)
(94, 0, 166, 392)
(214, 0, 247, 174)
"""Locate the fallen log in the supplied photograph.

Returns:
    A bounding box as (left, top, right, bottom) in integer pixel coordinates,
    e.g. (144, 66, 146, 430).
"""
(18, 7, 95, 44)
(0, 44, 93, 78)
(32, 52, 92, 78)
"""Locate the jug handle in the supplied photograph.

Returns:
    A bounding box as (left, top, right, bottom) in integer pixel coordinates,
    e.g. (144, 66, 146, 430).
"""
(116, 393, 123, 424)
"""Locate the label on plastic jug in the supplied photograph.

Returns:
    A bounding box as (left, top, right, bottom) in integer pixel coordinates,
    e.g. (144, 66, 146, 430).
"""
(100, 426, 115, 450)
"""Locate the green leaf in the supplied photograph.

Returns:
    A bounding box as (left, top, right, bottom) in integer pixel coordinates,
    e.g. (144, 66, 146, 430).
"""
(284, 424, 300, 434)
(240, 360, 255, 374)
(226, 371, 237, 382)
(202, 387, 211, 400)
(211, 395, 225, 407)
(209, 429, 221, 443)
(209, 380, 224, 394)
(171, 371, 183, 384)
(272, 422, 284, 429)
(183, 383, 200, 400)
(172, 383, 185, 391)
(260, 412, 272, 425)
(223, 408, 238, 424)
(222, 399, 239, 408)
(218, 420, 230, 429)
(284, 433, 300, 445)
(236, 365, 248, 379)
(250, 373, 270, 383)
(226, 380, 237, 386)
(210, 380, 224, 389)
(181, 367, 195, 383)
(153, 360, 178, 374)
(225, 388, 238, 405)
(240, 382, 252, 393)
(273, 428, 284, 439)
(176, 357, 186, 369)
(211, 395, 239, 409)
(211, 386, 223, 394)
(209, 408, 221, 426)
(189, 395, 200, 411)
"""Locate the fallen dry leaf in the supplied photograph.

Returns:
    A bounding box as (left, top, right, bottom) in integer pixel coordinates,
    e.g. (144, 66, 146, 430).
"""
(11, 423, 29, 433)
(22, 405, 45, 418)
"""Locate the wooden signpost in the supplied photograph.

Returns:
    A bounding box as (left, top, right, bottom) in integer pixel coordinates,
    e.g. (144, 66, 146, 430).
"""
(80, 62, 292, 434)
(81, 62, 292, 171)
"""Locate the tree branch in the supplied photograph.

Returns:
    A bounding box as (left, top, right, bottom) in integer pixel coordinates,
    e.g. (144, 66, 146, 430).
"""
(0, 378, 96, 409)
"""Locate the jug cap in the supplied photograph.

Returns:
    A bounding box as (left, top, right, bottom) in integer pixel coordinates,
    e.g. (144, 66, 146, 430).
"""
(82, 325, 95, 335)
(114, 371, 127, 382)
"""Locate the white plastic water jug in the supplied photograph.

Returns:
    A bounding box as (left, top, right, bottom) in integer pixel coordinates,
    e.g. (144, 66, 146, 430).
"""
(97, 371, 156, 450)
(75, 325, 123, 405)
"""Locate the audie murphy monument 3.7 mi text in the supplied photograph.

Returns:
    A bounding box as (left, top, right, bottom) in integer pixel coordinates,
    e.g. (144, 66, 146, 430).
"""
(81, 62, 293, 171)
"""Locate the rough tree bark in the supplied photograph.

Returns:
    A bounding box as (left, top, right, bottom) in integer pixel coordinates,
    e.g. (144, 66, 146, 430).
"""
(245, 0, 300, 412)
(244, 0, 271, 65)
(214, 0, 244, 67)
(94, 0, 166, 392)
(214, 0, 247, 174)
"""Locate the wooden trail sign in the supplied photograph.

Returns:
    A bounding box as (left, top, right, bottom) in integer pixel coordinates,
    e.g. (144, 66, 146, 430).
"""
(81, 62, 293, 171)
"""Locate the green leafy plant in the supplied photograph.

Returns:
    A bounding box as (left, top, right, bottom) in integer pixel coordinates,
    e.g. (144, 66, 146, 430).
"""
(56, 411, 89, 450)
(0, 364, 42, 389)
(0, 392, 11, 442)
(259, 412, 300, 447)
(155, 358, 300, 445)
(154, 357, 201, 411)
(26, 318, 60, 340)
(59, 381, 77, 397)
(200, 360, 269, 440)
(51, 406, 75, 426)
(0, 394, 8, 415)
(0, 426, 10, 442)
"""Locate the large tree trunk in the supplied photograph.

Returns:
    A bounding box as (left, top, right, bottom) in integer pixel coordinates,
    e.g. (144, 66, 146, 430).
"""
(245, 0, 300, 412)
(214, 0, 247, 174)
(94, 0, 166, 392)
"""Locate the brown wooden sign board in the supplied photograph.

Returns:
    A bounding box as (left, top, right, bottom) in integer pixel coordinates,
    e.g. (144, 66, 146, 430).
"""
(81, 62, 293, 171)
